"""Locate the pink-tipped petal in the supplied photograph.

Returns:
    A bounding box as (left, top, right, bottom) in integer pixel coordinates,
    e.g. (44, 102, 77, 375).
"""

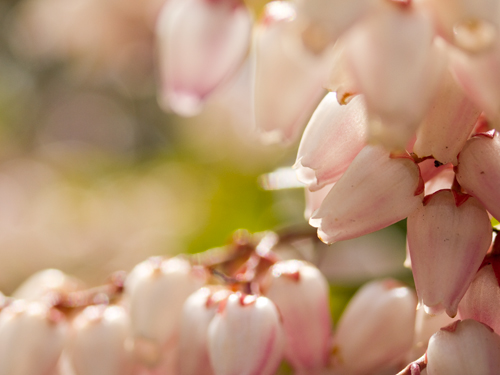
(458, 263, 500, 335)
(253, 1, 333, 143)
(157, 0, 252, 116)
(344, 2, 444, 150)
(333, 279, 417, 375)
(294, 93, 367, 191)
(310, 145, 423, 244)
(413, 70, 481, 165)
(427, 319, 500, 375)
(456, 130, 500, 220)
(263, 260, 332, 372)
(207, 293, 284, 375)
(407, 190, 492, 317)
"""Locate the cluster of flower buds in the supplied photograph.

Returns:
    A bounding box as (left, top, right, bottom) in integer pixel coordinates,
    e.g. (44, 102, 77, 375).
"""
(4, 230, 500, 374)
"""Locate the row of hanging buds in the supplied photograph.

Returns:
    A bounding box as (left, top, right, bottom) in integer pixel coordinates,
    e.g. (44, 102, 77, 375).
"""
(2, 229, 500, 375)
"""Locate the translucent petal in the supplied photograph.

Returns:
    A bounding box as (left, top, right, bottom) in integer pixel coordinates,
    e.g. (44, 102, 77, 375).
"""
(413, 71, 481, 165)
(456, 131, 500, 220)
(458, 264, 500, 335)
(157, 0, 252, 116)
(344, 2, 444, 150)
(295, 93, 367, 191)
(253, 1, 333, 143)
(310, 145, 423, 244)
(407, 190, 492, 317)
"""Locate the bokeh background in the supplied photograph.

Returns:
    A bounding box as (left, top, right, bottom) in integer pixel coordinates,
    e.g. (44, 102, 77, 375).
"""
(0, 0, 410, 319)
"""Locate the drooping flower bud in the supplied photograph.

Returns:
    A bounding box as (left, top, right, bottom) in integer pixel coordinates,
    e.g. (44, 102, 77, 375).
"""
(413, 70, 481, 165)
(427, 319, 500, 375)
(207, 292, 284, 375)
(253, 1, 332, 143)
(294, 93, 367, 191)
(418, 0, 499, 53)
(344, 1, 444, 150)
(263, 260, 331, 373)
(456, 130, 500, 221)
(125, 256, 207, 365)
(310, 145, 424, 244)
(0, 300, 67, 375)
(178, 287, 231, 375)
(333, 279, 417, 375)
(69, 305, 132, 375)
(12, 269, 83, 300)
(157, 0, 252, 116)
(449, 41, 500, 121)
(293, 0, 375, 50)
(407, 190, 492, 317)
(458, 262, 500, 334)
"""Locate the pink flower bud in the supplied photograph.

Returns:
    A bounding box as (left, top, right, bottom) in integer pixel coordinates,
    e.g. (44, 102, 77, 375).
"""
(12, 269, 82, 300)
(310, 145, 424, 244)
(253, 1, 332, 143)
(458, 263, 500, 334)
(263, 260, 332, 373)
(407, 190, 492, 317)
(207, 292, 284, 375)
(413, 71, 481, 165)
(178, 287, 231, 375)
(69, 305, 132, 375)
(157, 0, 252, 116)
(427, 319, 500, 374)
(294, 0, 375, 47)
(294, 93, 367, 191)
(344, 2, 444, 150)
(418, 0, 499, 53)
(333, 279, 417, 375)
(450, 42, 500, 120)
(0, 301, 67, 375)
(456, 131, 500, 221)
(125, 257, 207, 365)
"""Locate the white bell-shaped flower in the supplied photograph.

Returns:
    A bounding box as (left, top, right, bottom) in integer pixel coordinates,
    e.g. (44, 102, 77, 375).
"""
(263, 260, 332, 373)
(207, 292, 284, 375)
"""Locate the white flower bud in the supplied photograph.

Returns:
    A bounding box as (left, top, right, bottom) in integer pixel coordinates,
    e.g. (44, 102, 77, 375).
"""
(0, 300, 67, 375)
(207, 292, 284, 375)
(125, 256, 207, 365)
(69, 305, 132, 375)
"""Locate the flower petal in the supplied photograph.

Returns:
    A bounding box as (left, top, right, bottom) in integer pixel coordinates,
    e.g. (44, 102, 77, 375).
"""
(157, 0, 252, 116)
(295, 93, 367, 191)
(413, 70, 481, 165)
(456, 130, 500, 220)
(407, 190, 492, 317)
(253, 1, 332, 143)
(310, 145, 423, 243)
